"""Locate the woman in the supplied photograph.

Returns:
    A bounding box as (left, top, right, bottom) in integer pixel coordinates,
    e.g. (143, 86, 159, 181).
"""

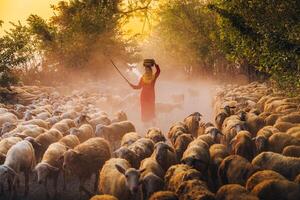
(130, 59, 160, 124)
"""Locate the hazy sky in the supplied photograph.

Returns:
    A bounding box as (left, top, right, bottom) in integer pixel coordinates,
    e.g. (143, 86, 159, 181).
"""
(0, 0, 60, 31)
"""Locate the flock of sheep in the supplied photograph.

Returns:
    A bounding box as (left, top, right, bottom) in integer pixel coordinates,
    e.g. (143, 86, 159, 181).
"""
(0, 82, 299, 200)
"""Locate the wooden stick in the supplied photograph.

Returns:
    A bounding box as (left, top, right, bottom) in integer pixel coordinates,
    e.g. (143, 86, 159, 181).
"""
(109, 59, 131, 85)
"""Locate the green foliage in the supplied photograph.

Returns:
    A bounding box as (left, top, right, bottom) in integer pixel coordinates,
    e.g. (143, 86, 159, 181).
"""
(209, 0, 300, 93)
(0, 22, 34, 87)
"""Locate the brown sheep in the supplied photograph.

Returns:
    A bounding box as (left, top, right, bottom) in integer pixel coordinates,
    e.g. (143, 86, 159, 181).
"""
(141, 172, 164, 200)
(121, 132, 141, 147)
(276, 112, 300, 124)
(274, 122, 298, 132)
(149, 191, 178, 200)
(181, 138, 210, 173)
(165, 164, 205, 192)
(33, 129, 64, 161)
(282, 145, 300, 157)
(139, 157, 164, 179)
(151, 142, 178, 172)
(128, 138, 155, 162)
(58, 134, 80, 149)
(34, 142, 67, 197)
(252, 152, 300, 180)
(215, 106, 232, 130)
(216, 184, 258, 200)
(197, 134, 215, 147)
(22, 119, 50, 129)
(183, 112, 202, 137)
(268, 132, 300, 153)
(99, 158, 143, 200)
(167, 122, 189, 144)
(265, 114, 283, 126)
(111, 111, 128, 123)
(96, 121, 136, 149)
(69, 124, 94, 143)
(90, 195, 118, 200)
(63, 138, 111, 194)
(176, 180, 215, 200)
(245, 113, 265, 136)
(230, 131, 255, 161)
(16, 126, 47, 139)
(245, 170, 286, 191)
(0, 137, 22, 164)
(114, 146, 140, 169)
(173, 133, 193, 160)
(209, 144, 229, 189)
(146, 128, 166, 143)
(252, 179, 300, 200)
(218, 155, 258, 186)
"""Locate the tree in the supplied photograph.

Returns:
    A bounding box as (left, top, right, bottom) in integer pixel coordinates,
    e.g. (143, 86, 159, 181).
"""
(0, 22, 34, 87)
(209, 0, 300, 94)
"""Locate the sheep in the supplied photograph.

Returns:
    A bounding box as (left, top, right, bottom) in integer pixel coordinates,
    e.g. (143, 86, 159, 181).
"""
(63, 137, 111, 194)
(0, 137, 23, 164)
(282, 145, 300, 157)
(183, 112, 202, 137)
(69, 124, 94, 143)
(265, 114, 283, 126)
(16, 126, 47, 139)
(0, 112, 18, 127)
(114, 146, 140, 168)
(167, 122, 189, 144)
(215, 106, 232, 130)
(276, 112, 300, 124)
(209, 144, 229, 189)
(230, 131, 255, 161)
(151, 142, 178, 172)
(218, 155, 258, 186)
(274, 121, 298, 132)
(245, 113, 265, 136)
(251, 179, 300, 200)
(268, 132, 300, 153)
(149, 191, 178, 200)
(111, 111, 128, 123)
(141, 172, 164, 200)
(165, 164, 205, 192)
(245, 170, 286, 191)
(34, 142, 67, 197)
(204, 125, 224, 143)
(90, 195, 118, 200)
(0, 122, 17, 136)
(216, 184, 258, 200)
(128, 138, 154, 162)
(173, 133, 193, 160)
(51, 119, 76, 135)
(0, 139, 36, 197)
(252, 152, 300, 180)
(181, 138, 210, 173)
(22, 119, 50, 129)
(197, 134, 215, 147)
(99, 158, 143, 200)
(58, 134, 80, 149)
(33, 129, 64, 161)
(139, 157, 164, 179)
(176, 180, 215, 200)
(121, 132, 141, 147)
(96, 121, 136, 149)
(146, 127, 166, 143)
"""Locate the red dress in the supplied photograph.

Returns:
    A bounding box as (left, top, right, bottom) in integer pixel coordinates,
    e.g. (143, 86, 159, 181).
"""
(131, 65, 160, 122)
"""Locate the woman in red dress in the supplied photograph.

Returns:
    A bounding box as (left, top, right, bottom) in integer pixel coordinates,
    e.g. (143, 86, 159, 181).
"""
(130, 60, 160, 123)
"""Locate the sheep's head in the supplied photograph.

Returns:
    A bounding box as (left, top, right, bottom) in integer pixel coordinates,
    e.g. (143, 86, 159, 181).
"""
(154, 142, 174, 166)
(0, 166, 17, 183)
(255, 135, 268, 153)
(181, 155, 208, 173)
(1, 122, 17, 135)
(63, 150, 82, 172)
(115, 165, 144, 195)
(95, 125, 107, 137)
(34, 163, 59, 184)
(146, 128, 165, 143)
(75, 114, 90, 127)
(141, 173, 164, 200)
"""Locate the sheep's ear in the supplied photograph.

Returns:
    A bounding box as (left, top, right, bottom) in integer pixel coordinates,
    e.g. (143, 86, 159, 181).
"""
(252, 137, 257, 141)
(139, 168, 146, 174)
(167, 145, 175, 153)
(115, 164, 126, 175)
(0, 153, 6, 160)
